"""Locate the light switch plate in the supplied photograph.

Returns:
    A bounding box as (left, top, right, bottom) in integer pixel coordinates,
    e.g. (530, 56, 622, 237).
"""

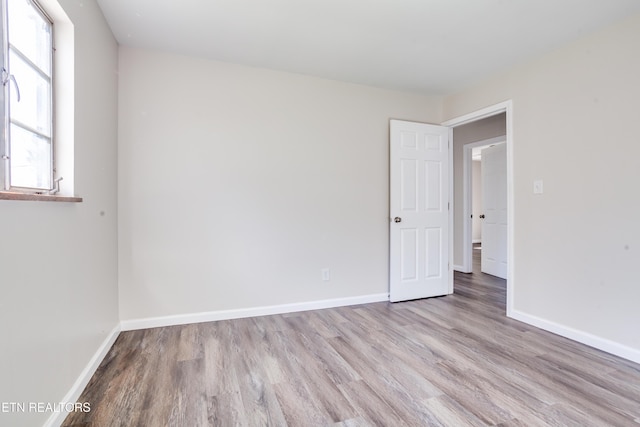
(533, 180, 543, 194)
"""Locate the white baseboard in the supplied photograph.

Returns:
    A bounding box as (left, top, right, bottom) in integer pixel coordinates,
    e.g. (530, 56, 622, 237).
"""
(453, 264, 471, 273)
(510, 309, 640, 364)
(121, 293, 390, 331)
(44, 324, 121, 427)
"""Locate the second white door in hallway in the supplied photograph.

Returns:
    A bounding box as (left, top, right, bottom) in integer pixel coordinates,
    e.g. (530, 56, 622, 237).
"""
(481, 143, 507, 279)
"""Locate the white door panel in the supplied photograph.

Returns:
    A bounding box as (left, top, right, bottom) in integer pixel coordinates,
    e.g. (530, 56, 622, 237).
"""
(390, 120, 450, 302)
(481, 143, 507, 279)
(401, 228, 418, 281)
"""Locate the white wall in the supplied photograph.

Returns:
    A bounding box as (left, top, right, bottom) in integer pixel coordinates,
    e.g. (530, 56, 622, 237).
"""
(118, 47, 442, 322)
(0, 1, 119, 426)
(444, 13, 640, 356)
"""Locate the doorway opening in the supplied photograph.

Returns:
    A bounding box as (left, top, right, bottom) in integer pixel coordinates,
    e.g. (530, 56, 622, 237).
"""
(442, 101, 513, 315)
(465, 138, 507, 278)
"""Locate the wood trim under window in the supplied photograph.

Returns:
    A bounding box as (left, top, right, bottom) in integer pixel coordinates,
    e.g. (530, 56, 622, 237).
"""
(0, 190, 82, 202)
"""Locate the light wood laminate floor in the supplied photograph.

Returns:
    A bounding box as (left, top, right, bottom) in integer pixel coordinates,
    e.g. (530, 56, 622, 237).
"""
(64, 249, 640, 426)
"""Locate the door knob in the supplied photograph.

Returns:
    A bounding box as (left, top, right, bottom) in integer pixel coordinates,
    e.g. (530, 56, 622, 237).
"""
(479, 214, 485, 219)
(394, 217, 402, 223)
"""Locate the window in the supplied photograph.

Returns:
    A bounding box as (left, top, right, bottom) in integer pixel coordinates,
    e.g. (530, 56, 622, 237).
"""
(1, 0, 54, 193)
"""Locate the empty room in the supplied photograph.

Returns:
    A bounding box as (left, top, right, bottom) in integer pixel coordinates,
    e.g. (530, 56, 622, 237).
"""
(1, 0, 639, 426)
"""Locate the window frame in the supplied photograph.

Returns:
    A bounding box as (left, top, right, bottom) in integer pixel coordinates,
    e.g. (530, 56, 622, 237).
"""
(0, 0, 56, 194)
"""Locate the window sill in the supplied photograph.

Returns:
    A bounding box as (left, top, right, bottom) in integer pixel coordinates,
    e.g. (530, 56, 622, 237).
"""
(0, 191, 83, 203)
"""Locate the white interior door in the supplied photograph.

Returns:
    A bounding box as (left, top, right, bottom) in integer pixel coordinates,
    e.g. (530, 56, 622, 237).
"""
(390, 120, 450, 302)
(481, 143, 507, 279)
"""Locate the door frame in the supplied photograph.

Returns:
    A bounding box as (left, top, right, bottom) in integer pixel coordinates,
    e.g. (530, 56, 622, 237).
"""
(442, 100, 514, 316)
(461, 136, 506, 273)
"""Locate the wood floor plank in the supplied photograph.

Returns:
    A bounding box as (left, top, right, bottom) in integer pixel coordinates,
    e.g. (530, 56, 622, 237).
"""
(168, 359, 209, 427)
(332, 416, 370, 427)
(272, 379, 331, 426)
(176, 323, 204, 361)
(327, 334, 445, 426)
(63, 247, 640, 426)
(337, 380, 408, 427)
(296, 330, 362, 385)
(231, 322, 288, 426)
(421, 395, 488, 427)
(271, 329, 357, 422)
(207, 391, 247, 427)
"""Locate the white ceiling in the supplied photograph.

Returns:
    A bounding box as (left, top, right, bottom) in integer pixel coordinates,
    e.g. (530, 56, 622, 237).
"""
(96, 0, 640, 95)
